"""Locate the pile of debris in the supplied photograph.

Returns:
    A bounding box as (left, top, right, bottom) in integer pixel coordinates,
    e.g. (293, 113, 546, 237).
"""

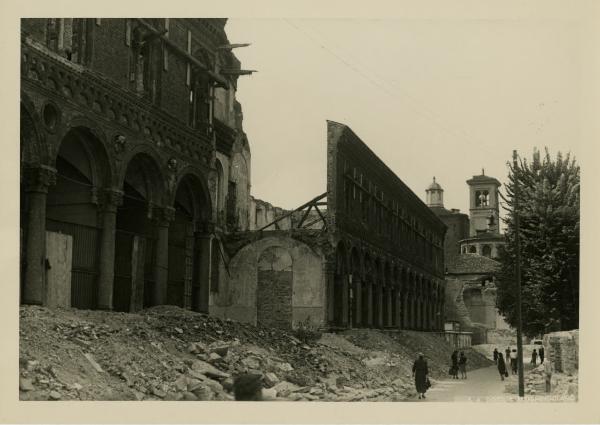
(19, 305, 492, 401)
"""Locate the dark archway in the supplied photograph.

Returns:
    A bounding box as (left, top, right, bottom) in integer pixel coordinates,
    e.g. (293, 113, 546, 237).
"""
(168, 173, 210, 309)
(114, 152, 164, 312)
(45, 127, 111, 309)
(372, 257, 382, 328)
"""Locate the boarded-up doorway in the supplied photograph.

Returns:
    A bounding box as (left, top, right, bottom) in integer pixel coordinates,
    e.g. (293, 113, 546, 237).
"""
(257, 246, 293, 329)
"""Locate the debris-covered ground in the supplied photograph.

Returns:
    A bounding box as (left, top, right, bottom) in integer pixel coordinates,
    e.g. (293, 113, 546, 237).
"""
(19, 305, 492, 401)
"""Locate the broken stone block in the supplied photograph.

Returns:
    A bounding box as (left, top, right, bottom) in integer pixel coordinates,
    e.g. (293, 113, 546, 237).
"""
(191, 360, 230, 379)
(241, 356, 261, 369)
(277, 362, 294, 372)
(272, 381, 300, 397)
(48, 391, 61, 400)
(192, 385, 213, 401)
(174, 374, 189, 392)
(262, 388, 277, 400)
(183, 391, 198, 401)
(152, 388, 167, 398)
(264, 372, 279, 387)
(19, 377, 35, 391)
(222, 377, 234, 392)
(83, 353, 104, 373)
(208, 352, 222, 363)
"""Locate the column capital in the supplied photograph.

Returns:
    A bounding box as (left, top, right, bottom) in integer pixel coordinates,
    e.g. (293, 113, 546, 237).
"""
(154, 206, 176, 227)
(23, 165, 57, 193)
(100, 188, 124, 213)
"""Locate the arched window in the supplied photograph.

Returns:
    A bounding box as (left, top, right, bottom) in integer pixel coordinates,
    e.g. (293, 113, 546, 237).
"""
(482, 245, 492, 258)
(468, 245, 477, 254)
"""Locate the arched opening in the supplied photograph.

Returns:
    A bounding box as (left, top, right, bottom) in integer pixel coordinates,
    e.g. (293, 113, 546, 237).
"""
(468, 245, 477, 254)
(257, 246, 293, 329)
(372, 258, 382, 328)
(45, 127, 110, 309)
(382, 262, 391, 328)
(167, 176, 198, 308)
(362, 253, 372, 326)
(482, 244, 492, 258)
(350, 248, 361, 327)
(114, 153, 162, 312)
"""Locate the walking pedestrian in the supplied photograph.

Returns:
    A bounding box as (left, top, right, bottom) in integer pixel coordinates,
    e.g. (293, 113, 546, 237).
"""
(458, 351, 468, 379)
(539, 346, 545, 364)
(510, 348, 518, 374)
(531, 349, 538, 366)
(505, 347, 511, 363)
(493, 348, 499, 364)
(451, 350, 459, 379)
(497, 352, 508, 381)
(412, 352, 429, 399)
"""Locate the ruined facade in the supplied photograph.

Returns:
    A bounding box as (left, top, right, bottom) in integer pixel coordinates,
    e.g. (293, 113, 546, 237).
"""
(20, 18, 251, 312)
(213, 122, 447, 331)
(20, 20, 446, 333)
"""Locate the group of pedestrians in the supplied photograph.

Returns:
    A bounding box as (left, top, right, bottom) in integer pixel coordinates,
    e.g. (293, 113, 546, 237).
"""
(449, 350, 468, 379)
(492, 345, 545, 381)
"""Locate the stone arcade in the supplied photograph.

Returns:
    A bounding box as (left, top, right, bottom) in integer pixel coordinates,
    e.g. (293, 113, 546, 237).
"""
(20, 18, 251, 313)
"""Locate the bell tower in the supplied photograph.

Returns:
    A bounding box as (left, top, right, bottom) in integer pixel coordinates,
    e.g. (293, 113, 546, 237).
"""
(466, 169, 501, 236)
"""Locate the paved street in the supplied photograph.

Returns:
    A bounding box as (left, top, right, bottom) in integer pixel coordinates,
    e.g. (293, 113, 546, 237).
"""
(421, 365, 515, 402)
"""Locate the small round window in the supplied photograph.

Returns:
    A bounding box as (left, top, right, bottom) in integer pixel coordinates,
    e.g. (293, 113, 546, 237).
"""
(42, 103, 60, 131)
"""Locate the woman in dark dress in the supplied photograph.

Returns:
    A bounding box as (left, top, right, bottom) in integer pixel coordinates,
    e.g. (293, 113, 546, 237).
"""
(451, 350, 459, 379)
(458, 351, 468, 379)
(497, 352, 508, 381)
(412, 352, 429, 399)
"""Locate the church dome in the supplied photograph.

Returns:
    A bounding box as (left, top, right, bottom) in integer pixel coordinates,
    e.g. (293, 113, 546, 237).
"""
(427, 177, 442, 191)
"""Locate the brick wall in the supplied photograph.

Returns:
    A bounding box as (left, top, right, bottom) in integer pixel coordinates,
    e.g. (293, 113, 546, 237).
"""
(91, 19, 130, 87)
(543, 330, 579, 374)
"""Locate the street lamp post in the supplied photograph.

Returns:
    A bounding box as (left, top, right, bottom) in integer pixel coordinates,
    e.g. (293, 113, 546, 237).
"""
(513, 150, 525, 398)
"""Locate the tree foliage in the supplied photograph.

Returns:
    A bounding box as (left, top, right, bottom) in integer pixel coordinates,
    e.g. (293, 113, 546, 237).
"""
(496, 148, 579, 337)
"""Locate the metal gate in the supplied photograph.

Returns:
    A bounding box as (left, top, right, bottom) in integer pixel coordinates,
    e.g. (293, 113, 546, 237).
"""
(46, 219, 100, 309)
(167, 215, 193, 308)
(114, 229, 155, 312)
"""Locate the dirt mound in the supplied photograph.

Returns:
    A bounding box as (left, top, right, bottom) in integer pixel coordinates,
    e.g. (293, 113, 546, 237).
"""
(19, 306, 492, 401)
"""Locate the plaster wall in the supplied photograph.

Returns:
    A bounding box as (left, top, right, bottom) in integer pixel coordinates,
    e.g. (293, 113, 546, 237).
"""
(210, 235, 326, 327)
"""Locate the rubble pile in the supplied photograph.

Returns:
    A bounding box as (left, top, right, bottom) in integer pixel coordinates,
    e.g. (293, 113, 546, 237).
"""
(520, 364, 578, 400)
(19, 305, 492, 401)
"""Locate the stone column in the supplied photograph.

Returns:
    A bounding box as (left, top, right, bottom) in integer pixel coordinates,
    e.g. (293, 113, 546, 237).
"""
(153, 206, 175, 306)
(325, 260, 336, 325)
(96, 189, 123, 310)
(366, 281, 373, 326)
(376, 286, 384, 328)
(22, 166, 56, 305)
(354, 276, 362, 327)
(194, 231, 213, 313)
(341, 274, 349, 327)
(395, 289, 402, 329)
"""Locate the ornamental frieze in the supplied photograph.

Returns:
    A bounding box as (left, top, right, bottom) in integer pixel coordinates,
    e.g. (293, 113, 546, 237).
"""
(21, 39, 213, 169)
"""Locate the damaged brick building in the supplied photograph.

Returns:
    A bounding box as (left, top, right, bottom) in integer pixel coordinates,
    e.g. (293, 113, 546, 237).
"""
(214, 122, 447, 331)
(20, 19, 446, 333)
(20, 18, 252, 312)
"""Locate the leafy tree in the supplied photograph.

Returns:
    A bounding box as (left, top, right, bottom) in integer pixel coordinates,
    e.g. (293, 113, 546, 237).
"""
(496, 148, 579, 337)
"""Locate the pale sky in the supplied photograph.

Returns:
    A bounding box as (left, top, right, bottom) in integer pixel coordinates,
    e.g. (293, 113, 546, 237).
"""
(225, 17, 583, 216)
